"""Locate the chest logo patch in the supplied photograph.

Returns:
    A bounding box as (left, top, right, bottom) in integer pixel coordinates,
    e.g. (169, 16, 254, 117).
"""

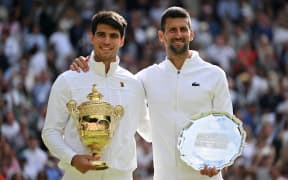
(192, 82, 200, 86)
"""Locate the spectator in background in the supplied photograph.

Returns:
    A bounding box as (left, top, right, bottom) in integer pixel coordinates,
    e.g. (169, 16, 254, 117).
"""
(194, 22, 213, 50)
(217, 0, 240, 22)
(43, 155, 63, 180)
(27, 45, 48, 79)
(254, 12, 273, 42)
(229, 23, 249, 51)
(198, 1, 221, 38)
(236, 41, 257, 71)
(49, 22, 75, 72)
(280, 42, 288, 74)
(205, 34, 236, 73)
(134, 135, 153, 179)
(236, 70, 268, 107)
(1, 26, 21, 66)
(273, 142, 288, 179)
(31, 70, 51, 109)
(21, 135, 48, 180)
(23, 22, 47, 53)
(13, 113, 30, 155)
(1, 140, 21, 179)
(9, 171, 25, 180)
(1, 111, 20, 146)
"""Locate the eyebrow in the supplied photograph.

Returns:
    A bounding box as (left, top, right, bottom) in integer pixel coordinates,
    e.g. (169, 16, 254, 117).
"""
(95, 31, 120, 37)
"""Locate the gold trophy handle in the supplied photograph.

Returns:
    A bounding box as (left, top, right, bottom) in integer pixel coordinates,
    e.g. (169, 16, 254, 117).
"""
(114, 105, 124, 119)
(66, 100, 80, 126)
(110, 105, 124, 137)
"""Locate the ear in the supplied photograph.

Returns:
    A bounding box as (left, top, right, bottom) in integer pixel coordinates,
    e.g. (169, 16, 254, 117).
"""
(158, 30, 164, 43)
(189, 29, 194, 41)
(119, 37, 125, 47)
(89, 32, 94, 43)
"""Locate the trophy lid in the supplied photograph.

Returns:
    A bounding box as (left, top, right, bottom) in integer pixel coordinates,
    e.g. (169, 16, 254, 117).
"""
(78, 84, 114, 116)
(87, 84, 103, 101)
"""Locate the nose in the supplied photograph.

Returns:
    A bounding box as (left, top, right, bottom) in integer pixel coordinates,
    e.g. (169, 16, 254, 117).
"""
(175, 29, 182, 37)
(103, 36, 111, 44)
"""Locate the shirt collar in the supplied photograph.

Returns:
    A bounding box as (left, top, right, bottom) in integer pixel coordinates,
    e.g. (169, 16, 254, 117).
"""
(88, 51, 120, 76)
(159, 50, 198, 72)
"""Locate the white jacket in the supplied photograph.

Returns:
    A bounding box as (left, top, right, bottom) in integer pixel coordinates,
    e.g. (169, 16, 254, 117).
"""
(136, 50, 233, 180)
(42, 52, 151, 180)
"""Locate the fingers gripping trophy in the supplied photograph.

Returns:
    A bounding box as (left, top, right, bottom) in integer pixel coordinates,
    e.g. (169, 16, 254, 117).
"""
(66, 84, 124, 170)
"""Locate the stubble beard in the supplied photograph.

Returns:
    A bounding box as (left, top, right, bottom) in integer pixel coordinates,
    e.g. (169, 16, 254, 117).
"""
(169, 43, 188, 55)
(168, 37, 190, 55)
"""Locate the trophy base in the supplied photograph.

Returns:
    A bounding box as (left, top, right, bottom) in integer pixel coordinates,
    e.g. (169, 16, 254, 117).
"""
(90, 160, 109, 170)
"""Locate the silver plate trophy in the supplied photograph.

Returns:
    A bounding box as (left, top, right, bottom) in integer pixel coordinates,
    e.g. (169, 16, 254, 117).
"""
(177, 111, 246, 170)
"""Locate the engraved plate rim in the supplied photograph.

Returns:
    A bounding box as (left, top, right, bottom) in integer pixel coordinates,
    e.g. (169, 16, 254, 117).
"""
(177, 111, 246, 170)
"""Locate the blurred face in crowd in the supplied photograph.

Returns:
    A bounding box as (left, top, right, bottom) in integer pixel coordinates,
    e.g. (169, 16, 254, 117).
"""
(6, 111, 15, 125)
(158, 17, 194, 56)
(90, 23, 124, 63)
(29, 138, 39, 150)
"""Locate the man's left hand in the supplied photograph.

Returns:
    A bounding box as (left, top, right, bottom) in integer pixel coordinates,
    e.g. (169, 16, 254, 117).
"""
(200, 166, 220, 177)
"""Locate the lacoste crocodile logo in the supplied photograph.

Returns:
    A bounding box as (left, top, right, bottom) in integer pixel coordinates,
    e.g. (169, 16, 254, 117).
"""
(192, 82, 200, 86)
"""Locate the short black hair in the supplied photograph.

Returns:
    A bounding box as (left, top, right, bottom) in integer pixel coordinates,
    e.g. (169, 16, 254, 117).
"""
(160, 6, 191, 31)
(91, 11, 127, 37)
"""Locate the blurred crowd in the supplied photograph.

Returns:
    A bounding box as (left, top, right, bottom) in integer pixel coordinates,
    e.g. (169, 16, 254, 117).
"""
(0, 0, 288, 179)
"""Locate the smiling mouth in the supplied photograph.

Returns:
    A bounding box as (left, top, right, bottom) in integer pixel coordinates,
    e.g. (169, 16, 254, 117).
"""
(101, 47, 112, 50)
(172, 42, 185, 48)
(174, 41, 184, 46)
(100, 47, 113, 53)
(172, 39, 184, 44)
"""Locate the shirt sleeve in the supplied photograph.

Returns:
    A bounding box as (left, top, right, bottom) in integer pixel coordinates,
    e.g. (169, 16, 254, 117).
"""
(135, 71, 152, 142)
(41, 74, 77, 165)
(213, 69, 233, 114)
(137, 99, 152, 142)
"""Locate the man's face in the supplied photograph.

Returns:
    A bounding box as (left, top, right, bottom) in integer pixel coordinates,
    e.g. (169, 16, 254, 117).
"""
(90, 24, 124, 62)
(158, 18, 194, 55)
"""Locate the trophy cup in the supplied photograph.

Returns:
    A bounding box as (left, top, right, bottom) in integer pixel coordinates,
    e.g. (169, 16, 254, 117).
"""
(177, 111, 246, 170)
(66, 84, 124, 170)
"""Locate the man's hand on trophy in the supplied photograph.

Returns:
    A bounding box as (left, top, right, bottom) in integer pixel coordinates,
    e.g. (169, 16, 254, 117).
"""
(200, 166, 220, 177)
(70, 56, 90, 72)
(71, 154, 100, 173)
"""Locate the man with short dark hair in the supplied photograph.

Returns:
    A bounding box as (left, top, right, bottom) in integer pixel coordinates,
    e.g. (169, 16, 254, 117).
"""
(42, 11, 151, 180)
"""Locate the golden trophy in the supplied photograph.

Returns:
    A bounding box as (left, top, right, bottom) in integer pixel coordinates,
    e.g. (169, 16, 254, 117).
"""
(66, 84, 124, 170)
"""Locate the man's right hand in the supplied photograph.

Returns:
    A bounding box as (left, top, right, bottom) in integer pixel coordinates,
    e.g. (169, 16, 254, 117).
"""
(71, 154, 100, 173)
(70, 56, 90, 72)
